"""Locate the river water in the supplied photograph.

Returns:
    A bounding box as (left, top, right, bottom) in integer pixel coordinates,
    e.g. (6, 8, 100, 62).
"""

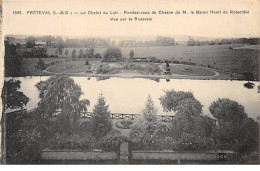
(10, 76, 260, 119)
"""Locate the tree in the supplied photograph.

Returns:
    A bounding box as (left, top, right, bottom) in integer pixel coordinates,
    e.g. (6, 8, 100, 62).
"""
(159, 89, 215, 150)
(89, 47, 95, 58)
(142, 95, 158, 122)
(103, 47, 122, 59)
(4, 40, 24, 77)
(35, 57, 47, 72)
(34, 47, 47, 58)
(129, 49, 135, 58)
(65, 49, 68, 56)
(129, 96, 169, 150)
(56, 36, 64, 54)
(170, 98, 213, 138)
(243, 72, 255, 89)
(1, 79, 30, 111)
(94, 53, 102, 59)
(72, 49, 76, 58)
(25, 36, 35, 48)
(166, 61, 170, 67)
(85, 49, 90, 58)
(35, 75, 90, 133)
(79, 49, 83, 58)
(209, 98, 247, 125)
(209, 98, 259, 152)
(90, 94, 112, 140)
(159, 89, 196, 112)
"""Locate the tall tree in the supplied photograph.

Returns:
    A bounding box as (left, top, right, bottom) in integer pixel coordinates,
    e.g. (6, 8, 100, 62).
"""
(72, 49, 76, 58)
(130, 96, 167, 150)
(142, 95, 158, 122)
(209, 98, 259, 152)
(4, 40, 24, 77)
(89, 47, 95, 58)
(103, 47, 122, 59)
(129, 49, 135, 58)
(79, 49, 83, 58)
(35, 75, 90, 132)
(1, 79, 30, 111)
(209, 98, 247, 125)
(159, 89, 196, 112)
(90, 94, 112, 140)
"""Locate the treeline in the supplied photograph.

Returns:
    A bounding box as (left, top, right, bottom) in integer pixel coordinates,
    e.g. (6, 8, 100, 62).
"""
(187, 37, 260, 46)
(11, 36, 112, 48)
(119, 36, 176, 47)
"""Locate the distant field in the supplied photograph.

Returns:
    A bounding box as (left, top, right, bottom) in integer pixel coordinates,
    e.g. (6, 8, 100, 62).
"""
(64, 44, 259, 74)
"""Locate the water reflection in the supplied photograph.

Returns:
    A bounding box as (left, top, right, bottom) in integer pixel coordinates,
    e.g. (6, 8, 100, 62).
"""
(244, 82, 255, 89)
(9, 76, 260, 119)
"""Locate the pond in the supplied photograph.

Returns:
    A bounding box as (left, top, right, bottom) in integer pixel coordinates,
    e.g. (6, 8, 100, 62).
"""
(9, 76, 260, 119)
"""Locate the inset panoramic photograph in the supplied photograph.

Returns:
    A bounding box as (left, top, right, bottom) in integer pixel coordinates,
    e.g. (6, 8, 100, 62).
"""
(2, 34, 260, 164)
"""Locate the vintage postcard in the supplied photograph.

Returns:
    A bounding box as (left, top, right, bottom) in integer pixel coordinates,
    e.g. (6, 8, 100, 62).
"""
(0, 0, 259, 165)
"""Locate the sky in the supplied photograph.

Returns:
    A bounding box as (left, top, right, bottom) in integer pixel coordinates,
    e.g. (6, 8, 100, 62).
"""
(2, 0, 260, 38)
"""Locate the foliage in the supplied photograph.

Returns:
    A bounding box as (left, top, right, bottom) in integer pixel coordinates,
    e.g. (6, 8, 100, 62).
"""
(159, 89, 196, 112)
(79, 49, 84, 58)
(94, 53, 102, 59)
(177, 133, 215, 151)
(2, 79, 30, 110)
(35, 57, 47, 71)
(89, 47, 95, 58)
(166, 61, 170, 67)
(25, 36, 35, 48)
(34, 48, 48, 58)
(90, 94, 112, 140)
(129, 119, 173, 150)
(142, 95, 158, 122)
(103, 47, 122, 59)
(72, 49, 76, 58)
(5, 111, 49, 164)
(99, 130, 127, 151)
(159, 89, 216, 151)
(209, 98, 259, 153)
(115, 119, 134, 129)
(130, 96, 173, 150)
(129, 49, 135, 58)
(4, 40, 24, 77)
(47, 133, 96, 150)
(209, 98, 247, 125)
(35, 75, 90, 133)
(65, 49, 68, 56)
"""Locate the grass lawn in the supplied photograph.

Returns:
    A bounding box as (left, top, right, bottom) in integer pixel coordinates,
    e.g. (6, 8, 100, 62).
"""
(46, 61, 92, 73)
(163, 64, 216, 76)
(23, 58, 69, 75)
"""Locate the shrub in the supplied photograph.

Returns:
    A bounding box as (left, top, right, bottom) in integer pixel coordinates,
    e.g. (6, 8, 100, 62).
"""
(99, 130, 127, 151)
(115, 119, 134, 129)
(177, 133, 215, 151)
(47, 133, 96, 150)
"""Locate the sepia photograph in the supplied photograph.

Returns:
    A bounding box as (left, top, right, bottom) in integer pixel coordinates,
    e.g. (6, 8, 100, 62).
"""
(0, 0, 259, 165)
